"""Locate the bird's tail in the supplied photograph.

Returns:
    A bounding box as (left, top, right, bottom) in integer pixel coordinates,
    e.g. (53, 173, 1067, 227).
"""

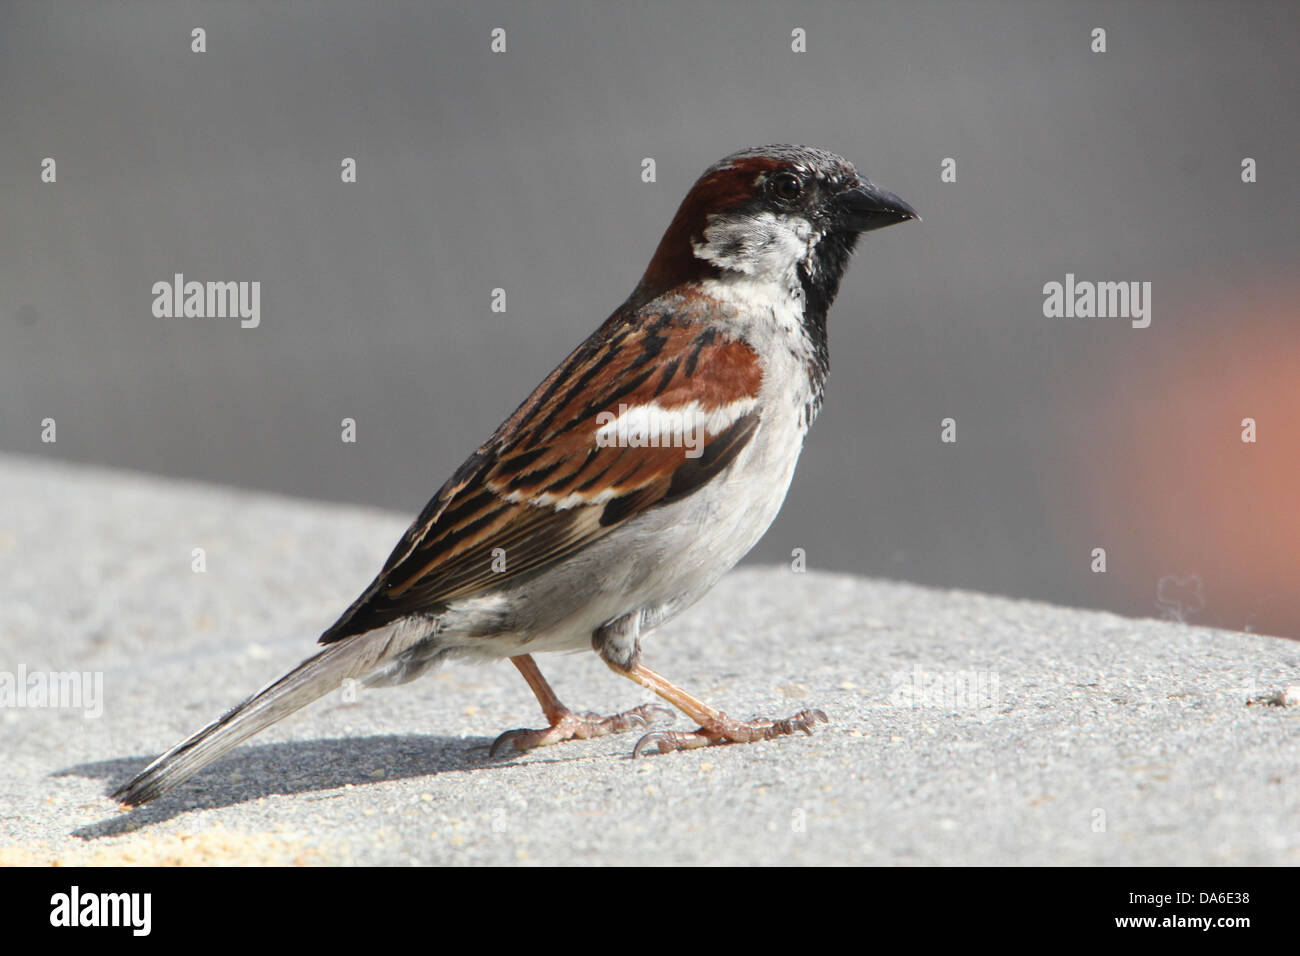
(113, 629, 400, 806)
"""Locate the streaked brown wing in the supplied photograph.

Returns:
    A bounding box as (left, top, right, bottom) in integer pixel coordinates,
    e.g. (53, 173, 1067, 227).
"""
(319, 308, 763, 645)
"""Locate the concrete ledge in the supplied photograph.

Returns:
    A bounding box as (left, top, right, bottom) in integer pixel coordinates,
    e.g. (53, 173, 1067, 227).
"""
(1, 454, 1296, 865)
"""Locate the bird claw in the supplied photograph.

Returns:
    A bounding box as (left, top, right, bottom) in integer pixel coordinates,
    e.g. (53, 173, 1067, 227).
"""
(489, 728, 531, 758)
(782, 708, 830, 736)
(490, 702, 675, 757)
(632, 708, 829, 757)
(633, 730, 710, 757)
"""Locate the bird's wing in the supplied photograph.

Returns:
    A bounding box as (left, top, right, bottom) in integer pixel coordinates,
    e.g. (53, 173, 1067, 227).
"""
(319, 310, 764, 644)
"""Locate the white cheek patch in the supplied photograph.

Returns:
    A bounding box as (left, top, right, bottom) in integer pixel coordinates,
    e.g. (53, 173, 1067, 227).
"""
(593, 399, 757, 460)
(692, 211, 816, 280)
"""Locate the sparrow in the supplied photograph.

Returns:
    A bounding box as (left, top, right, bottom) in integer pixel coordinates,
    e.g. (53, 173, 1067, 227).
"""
(113, 144, 917, 806)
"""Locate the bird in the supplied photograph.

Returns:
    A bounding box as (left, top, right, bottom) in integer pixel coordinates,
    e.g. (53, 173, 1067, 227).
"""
(113, 144, 917, 806)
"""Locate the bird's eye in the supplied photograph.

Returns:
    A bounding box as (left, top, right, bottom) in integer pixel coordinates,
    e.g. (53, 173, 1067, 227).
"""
(770, 172, 803, 201)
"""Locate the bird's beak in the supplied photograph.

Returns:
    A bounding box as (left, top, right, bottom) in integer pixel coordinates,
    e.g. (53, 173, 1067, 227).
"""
(833, 180, 920, 233)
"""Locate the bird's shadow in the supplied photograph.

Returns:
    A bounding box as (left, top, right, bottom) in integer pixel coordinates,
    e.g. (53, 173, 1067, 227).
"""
(59, 733, 518, 839)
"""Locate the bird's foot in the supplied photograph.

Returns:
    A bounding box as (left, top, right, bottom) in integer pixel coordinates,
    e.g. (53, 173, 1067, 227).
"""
(490, 703, 675, 757)
(632, 708, 828, 757)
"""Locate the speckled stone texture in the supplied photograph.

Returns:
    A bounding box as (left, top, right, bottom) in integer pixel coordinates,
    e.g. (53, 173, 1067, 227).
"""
(1, 454, 1296, 865)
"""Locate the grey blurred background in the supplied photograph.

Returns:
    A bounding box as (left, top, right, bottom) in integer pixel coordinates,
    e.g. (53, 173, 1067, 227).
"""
(3, 1, 1298, 636)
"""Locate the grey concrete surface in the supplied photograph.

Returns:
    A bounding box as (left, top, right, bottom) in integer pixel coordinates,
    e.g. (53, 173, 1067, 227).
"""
(0, 453, 1296, 865)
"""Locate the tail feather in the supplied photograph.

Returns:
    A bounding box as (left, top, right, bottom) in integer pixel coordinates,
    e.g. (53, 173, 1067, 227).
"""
(113, 629, 398, 806)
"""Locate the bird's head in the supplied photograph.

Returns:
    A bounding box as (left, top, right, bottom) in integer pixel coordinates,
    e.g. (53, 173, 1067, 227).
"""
(635, 144, 918, 302)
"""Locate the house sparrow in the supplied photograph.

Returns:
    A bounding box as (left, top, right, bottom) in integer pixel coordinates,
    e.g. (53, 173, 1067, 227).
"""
(114, 144, 917, 806)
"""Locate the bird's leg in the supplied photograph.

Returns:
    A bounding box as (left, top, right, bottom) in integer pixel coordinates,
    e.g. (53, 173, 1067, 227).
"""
(489, 654, 674, 756)
(604, 659, 828, 756)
